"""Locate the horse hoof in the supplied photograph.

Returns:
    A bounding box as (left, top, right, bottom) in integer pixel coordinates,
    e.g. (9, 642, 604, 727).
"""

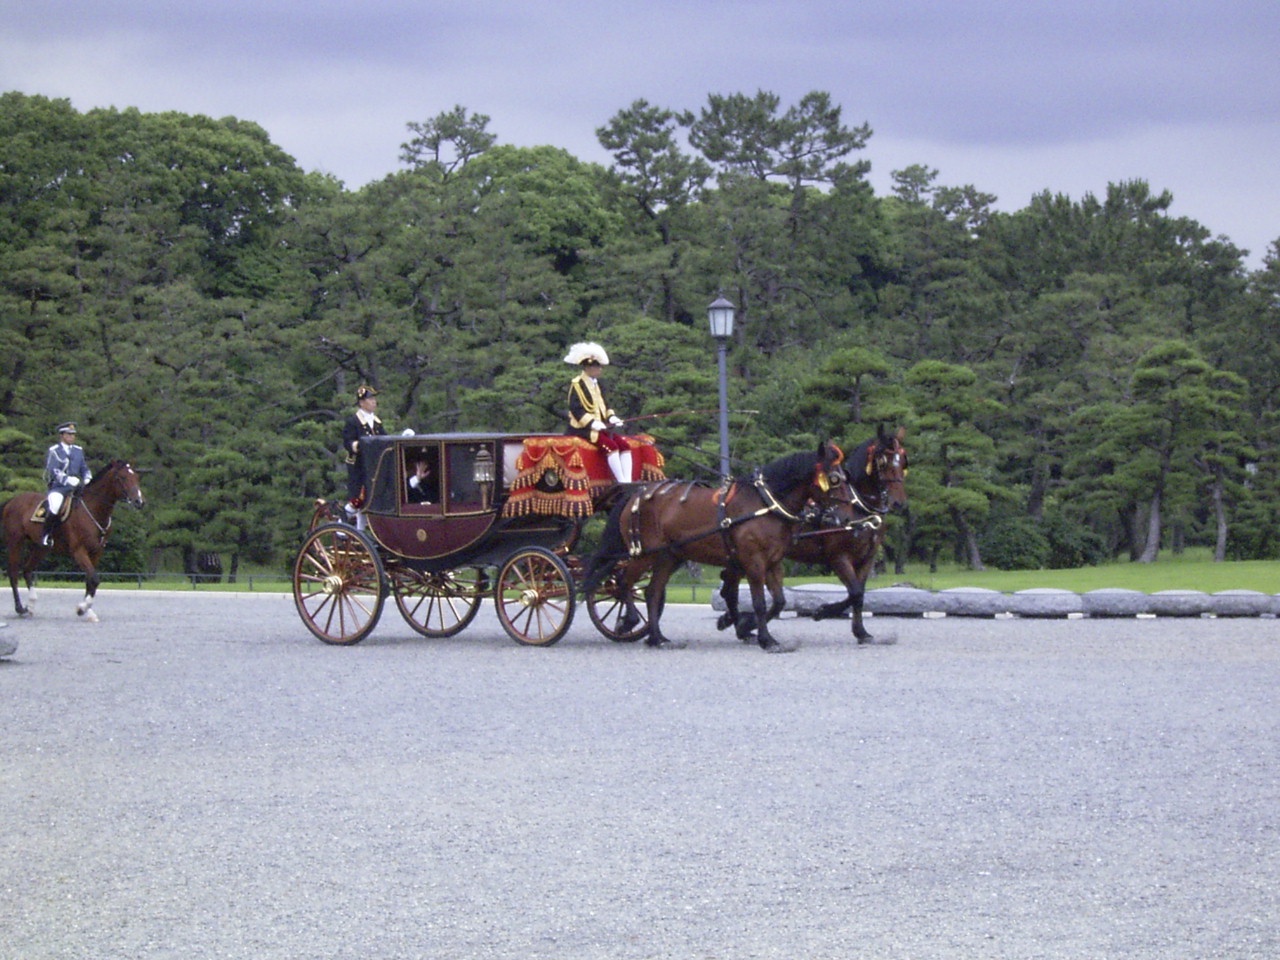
(857, 633, 897, 646)
(759, 638, 799, 654)
(645, 637, 687, 650)
(715, 613, 734, 631)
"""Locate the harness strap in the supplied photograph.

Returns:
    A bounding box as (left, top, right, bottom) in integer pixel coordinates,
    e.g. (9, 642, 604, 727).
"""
(625, 472, 808, 562)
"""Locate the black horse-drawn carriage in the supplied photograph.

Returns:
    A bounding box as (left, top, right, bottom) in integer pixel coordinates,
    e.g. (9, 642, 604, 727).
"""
(291, 431, 665, 646)
(293, 425, 908, 651)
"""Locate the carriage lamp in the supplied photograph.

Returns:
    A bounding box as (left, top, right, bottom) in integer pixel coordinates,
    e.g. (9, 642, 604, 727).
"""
(473, 446, 495, 509)
(707, 296, 736, 480)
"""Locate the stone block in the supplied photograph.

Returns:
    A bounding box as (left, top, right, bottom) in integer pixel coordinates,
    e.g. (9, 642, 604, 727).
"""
(784, 583, 849, 617)
(864, 586, 938, 617)
(1007, 588, 1083, 618)
(1206, 590, 1272, 617)
(1082, 588, 1151, 618)
(1147, 589, 1210, 617)
(937, 587, 1010, 618)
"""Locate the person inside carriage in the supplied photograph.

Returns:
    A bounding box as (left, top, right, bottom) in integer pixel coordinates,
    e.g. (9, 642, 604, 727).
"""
(405, 451, 439, 504)
(564, 341, 632, 485)
(42, 421, 93, 546)
(342, 384, 386, 524)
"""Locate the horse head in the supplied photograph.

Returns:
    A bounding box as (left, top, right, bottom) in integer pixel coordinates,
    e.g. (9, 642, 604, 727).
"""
(100, 460, 146, 508)
(865, 425, 908, 513)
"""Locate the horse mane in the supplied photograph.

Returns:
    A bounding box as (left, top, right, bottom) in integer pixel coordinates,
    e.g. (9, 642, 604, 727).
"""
(844, 436, 876, 483)
(758, 450, 820, 498)
(83, 459, 127, 492)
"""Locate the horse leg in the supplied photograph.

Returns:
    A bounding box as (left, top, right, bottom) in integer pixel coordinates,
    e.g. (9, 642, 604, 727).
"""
(613, 560, 645, 634)
(849, 549, 892, 644)
(764, 565, 787, 622)
(71, 546, 101, 622)
(7, 537, 34, 617)
(716, 566, 743, 632)
(748, 565, 797, 654)
(811, 552, 859, 626)
(643, 556, 685, 649)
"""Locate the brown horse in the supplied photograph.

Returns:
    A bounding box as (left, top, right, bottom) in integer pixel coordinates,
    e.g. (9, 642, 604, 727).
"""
(720, 426, 908, 644)
(3, 460, 145, 621)
(581, 442, 850, 653)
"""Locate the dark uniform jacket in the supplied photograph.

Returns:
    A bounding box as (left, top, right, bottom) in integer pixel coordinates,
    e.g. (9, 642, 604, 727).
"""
(343, 411, 385, 501)
(566, 374, 615, 443)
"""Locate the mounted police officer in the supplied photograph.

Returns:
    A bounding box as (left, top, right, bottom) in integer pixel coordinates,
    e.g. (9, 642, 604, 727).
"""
(43, 422, 92, 546)
(564, 341, 632, 484)
(342, 384, 385, 523)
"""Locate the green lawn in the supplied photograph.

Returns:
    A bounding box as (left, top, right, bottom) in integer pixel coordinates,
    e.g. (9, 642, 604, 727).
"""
(809, 549, 1280, 595)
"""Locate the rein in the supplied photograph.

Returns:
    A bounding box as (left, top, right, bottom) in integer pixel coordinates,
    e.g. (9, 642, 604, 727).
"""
(793, 460, 899, 541)
(76, 495, 112, 541)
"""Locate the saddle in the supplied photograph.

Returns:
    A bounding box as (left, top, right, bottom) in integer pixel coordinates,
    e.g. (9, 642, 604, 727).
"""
(29, 497, 74, 524)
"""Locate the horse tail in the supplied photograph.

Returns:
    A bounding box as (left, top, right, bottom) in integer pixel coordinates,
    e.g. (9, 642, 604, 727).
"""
(579, 492, 634, 597)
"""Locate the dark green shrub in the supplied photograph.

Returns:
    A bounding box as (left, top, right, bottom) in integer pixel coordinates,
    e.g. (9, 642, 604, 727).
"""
(979, 515, 1050, 570)
(1224, 501, 1280, 560)
(1042, 511, 1110, 568)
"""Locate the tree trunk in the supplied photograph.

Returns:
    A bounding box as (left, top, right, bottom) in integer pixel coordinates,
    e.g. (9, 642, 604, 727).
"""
(952, 509, 985, 570)
(1138, 488, 1162, 563)
(1212, 467, 1228, 562)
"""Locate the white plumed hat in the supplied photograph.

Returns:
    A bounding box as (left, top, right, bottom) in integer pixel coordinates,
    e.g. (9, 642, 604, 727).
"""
(563, 341, 610, 366)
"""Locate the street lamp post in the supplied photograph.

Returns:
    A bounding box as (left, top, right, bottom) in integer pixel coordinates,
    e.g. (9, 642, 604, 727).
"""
(707, 296, 736, 480)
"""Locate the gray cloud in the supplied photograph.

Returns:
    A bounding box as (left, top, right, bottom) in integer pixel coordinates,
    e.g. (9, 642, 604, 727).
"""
(1, 0, 1276, 262)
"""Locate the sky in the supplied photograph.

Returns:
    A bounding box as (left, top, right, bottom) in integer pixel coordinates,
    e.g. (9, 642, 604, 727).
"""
(3, 0, 1278, 268)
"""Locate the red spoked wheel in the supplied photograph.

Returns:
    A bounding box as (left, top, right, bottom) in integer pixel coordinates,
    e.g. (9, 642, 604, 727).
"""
(292, 523, 386, 645)
(494, 547, 576, 646)
(391, 565, 486, 638)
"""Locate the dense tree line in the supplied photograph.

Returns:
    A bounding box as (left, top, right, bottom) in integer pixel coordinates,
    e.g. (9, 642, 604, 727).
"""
(2, 90, 1277, 577)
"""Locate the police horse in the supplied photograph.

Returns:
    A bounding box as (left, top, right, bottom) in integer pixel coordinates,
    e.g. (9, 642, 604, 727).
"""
(3, 460, 146, 622)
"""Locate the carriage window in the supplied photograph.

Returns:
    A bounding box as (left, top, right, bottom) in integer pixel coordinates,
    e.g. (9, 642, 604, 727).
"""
(446, 443, 497, 511)
(403, 447, 440, 506)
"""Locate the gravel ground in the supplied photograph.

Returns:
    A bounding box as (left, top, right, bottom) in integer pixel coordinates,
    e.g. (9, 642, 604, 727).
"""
(2, 589, 1277, 960)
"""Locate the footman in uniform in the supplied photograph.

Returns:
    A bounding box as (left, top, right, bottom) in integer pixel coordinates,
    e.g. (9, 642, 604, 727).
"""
(342, 385, 386, 523)
(564, 342, 632, 484)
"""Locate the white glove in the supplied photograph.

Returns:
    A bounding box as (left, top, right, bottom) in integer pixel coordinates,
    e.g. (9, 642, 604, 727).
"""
(590, 420, 607, 432)
(608, 415, 624, 427)
(67, 476, 80, 487)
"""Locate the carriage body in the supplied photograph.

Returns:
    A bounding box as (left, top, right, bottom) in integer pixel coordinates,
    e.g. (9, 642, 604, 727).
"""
(292, 432, 662, 646)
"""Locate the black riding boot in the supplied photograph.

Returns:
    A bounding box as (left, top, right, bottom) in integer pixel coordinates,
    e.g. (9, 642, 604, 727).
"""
(41, 514, 59, 546)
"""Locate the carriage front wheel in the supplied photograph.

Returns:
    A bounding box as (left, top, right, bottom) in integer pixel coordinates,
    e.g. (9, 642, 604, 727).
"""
(494, 547, 576, 646)
(293, 523, 386, 645)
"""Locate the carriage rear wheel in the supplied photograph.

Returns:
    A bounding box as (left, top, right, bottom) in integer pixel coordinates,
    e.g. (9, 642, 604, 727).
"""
(494, 547, 576, 646)
(586, 566, 651, 642)
(293, 523, 386, 645)
(391, 566, 486, 638)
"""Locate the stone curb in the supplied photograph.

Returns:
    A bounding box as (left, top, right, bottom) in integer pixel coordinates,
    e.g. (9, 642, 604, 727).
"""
(710, 584, 1280, 619)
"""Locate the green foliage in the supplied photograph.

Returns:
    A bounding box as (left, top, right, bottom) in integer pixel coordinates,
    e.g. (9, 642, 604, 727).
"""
(0, 89, 1274, 575)
(978, 515, 1050, 570)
